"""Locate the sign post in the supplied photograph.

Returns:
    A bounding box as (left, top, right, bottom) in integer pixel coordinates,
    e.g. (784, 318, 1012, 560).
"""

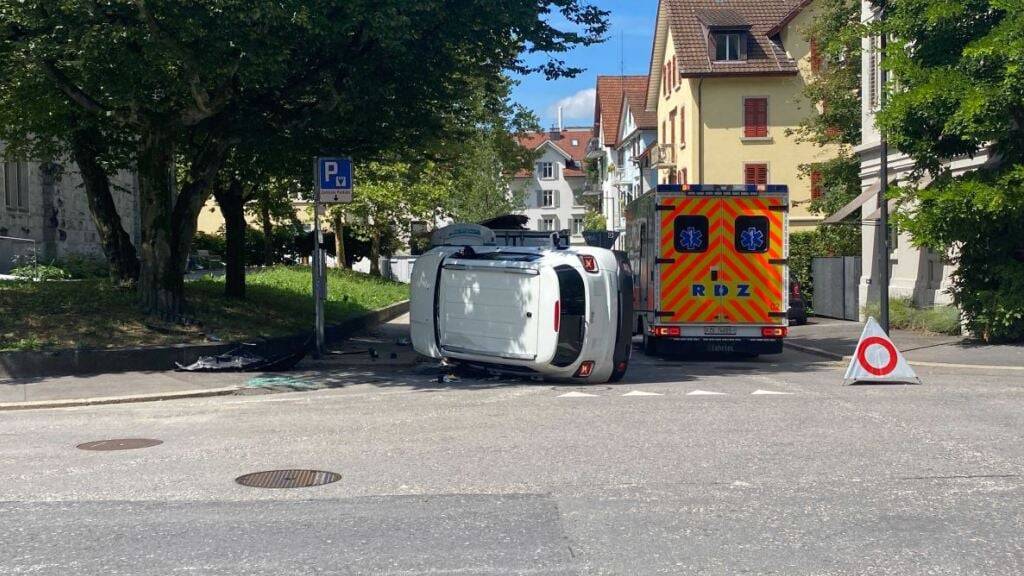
(312, 157, 354, 357)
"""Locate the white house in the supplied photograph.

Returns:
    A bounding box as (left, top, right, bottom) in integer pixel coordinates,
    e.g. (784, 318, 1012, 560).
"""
(513, 127, 594, 243)
(590, 76, 658, 235)
(840, 1, 992, 310)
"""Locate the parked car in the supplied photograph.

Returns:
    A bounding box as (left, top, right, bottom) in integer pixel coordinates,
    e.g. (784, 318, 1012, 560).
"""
(410, 238, 633, 383)
(788, 278, 808, 325)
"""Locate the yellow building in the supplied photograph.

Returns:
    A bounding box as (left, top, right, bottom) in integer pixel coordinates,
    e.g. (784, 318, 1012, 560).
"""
(195, 199, 315, 235)
(646, 0, 835, 228)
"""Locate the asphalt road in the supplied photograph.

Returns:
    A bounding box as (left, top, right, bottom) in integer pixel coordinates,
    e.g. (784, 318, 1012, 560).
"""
(2, 346, 1023, 575)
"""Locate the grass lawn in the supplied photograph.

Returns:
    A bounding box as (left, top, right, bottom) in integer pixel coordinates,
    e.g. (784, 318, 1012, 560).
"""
(0, 266, 409, 351)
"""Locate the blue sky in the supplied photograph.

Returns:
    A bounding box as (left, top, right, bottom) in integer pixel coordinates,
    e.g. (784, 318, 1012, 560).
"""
(510, 0, 658, 130)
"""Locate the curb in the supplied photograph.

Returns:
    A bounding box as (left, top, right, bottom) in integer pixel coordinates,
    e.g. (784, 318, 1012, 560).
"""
(786, 341, 1024, 371)
(0, 385, 241, 412)
(0, 300, 410, 380)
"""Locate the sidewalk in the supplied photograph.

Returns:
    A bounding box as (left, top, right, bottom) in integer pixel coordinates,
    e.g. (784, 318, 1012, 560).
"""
(788, 318, 1024, 369)
(0, 315, 420, 410)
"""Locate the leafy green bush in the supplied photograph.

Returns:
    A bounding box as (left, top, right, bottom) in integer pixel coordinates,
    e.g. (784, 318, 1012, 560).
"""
(56, 253, 109, 279)
(10, 263, 71, 281)
(863, 298, 961, 336)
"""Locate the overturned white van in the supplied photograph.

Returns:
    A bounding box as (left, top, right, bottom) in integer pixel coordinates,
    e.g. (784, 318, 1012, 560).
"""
(410, 241, 634, 383)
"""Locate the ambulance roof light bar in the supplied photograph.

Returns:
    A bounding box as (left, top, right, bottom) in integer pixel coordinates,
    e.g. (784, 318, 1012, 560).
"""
(656, 184, 788, 196)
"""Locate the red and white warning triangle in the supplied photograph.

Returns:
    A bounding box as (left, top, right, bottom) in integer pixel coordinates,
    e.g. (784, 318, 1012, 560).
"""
(844, 317, 921, 384)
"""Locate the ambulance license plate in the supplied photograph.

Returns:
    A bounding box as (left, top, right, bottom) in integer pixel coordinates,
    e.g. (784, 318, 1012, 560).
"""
(704, 326, 737, 336)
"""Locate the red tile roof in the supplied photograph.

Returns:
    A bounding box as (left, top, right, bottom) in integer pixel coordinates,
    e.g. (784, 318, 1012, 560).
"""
(594, 76, 652, 146)
(664, 0, 807, 77)
(515, 128, 594, 177)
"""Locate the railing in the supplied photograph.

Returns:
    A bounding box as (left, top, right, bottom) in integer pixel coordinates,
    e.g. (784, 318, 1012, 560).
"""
(0, 236, 37, 275)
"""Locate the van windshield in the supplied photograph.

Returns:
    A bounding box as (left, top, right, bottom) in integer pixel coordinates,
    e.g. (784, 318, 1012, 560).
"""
(553, 265, 586, 367)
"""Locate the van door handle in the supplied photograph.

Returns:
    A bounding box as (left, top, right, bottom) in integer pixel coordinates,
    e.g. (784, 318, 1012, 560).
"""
(711, 270, 719, 282)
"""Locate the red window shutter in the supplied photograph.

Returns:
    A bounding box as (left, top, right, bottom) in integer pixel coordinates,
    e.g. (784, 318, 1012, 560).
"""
(745, 164, 768, 185)
(681, 168, 688, 184)
(810, 38, 822, 74)
(811, 170, 823, 199)
(680, 107, 685, 144)
(744, 98, 768, 138)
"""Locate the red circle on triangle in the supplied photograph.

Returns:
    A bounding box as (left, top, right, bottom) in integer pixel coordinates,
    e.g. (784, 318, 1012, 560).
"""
(857, 336, 899, 376)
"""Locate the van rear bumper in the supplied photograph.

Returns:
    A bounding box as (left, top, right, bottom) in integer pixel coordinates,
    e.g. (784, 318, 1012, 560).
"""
(655, 336, 784, 355)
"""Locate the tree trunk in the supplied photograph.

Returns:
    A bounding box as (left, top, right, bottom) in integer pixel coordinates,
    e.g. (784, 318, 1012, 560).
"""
(333, 213, 347, 269)
(214, 178, 247, 299)
(260, 190, 273, 266)
(369, 230, 381, 276)
(136, 128, 229, 320)
(69, 126, 140, 283)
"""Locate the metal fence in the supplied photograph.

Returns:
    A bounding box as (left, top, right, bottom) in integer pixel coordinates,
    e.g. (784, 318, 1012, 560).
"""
(0, 236, 37, 275)
(812, 256, 862, 321)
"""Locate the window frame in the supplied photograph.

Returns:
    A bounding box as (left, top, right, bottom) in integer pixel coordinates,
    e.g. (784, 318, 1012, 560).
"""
(743, 97, 769, 139)
(713, 31, 747, 62)
(542, 189, 555, 208)
(538, 162, 555, 180)
(744, 163, 769, 186)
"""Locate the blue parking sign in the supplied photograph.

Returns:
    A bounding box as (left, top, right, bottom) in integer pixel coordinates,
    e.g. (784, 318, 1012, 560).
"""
(317, 157, 353, 203)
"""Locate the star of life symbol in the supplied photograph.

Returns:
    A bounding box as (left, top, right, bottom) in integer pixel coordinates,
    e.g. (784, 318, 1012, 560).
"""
(679, 226, 703, 251)
(740, 226, 765, 251)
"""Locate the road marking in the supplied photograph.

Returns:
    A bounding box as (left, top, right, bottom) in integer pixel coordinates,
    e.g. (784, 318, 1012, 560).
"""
(751, 389, 793, 395)
(686, 390, 727, 396)
(622, 390, 663, 397)
(558, 391, 599, 398)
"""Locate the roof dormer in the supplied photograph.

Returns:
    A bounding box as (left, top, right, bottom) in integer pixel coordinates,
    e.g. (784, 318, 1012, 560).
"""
(697, 9, 752, 62)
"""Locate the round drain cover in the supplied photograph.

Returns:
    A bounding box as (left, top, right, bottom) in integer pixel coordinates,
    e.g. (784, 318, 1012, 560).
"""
(235, 469, 341, 489)
(77, 438, 163, 451)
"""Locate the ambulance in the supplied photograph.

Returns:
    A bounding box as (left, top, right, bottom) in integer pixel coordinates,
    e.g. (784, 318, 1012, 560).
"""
(625, 184, 789, 356)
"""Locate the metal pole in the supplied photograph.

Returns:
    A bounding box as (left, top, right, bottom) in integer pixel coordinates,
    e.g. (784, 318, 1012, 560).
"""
(877, 18, 891, 333)
(312, 168, 325, 358)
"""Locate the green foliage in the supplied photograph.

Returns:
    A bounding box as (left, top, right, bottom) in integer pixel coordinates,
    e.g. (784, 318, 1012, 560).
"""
(871, 0, 1024, 342)
(789, 228, 861, 306)
(56, 254, 110, 279)
(795, 0, 862, 147)
(0, 266, 408, 351)
(864, 298, 962, 336)
(10, 263, 71, 281)
(582, 211, 607, 232)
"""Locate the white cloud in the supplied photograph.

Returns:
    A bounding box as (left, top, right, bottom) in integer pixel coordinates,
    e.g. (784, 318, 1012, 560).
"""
(546, 88, 596, 125)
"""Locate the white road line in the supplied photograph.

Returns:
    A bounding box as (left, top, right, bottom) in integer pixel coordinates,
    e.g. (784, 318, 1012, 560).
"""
(686, 390, 727, 396)
(751, 389, 793, 395)
(622, 390, 663, 397)
(557, 391, 599, 398)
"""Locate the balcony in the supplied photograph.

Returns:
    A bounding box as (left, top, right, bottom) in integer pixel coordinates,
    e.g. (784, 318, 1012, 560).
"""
(649, 144, 676, 169)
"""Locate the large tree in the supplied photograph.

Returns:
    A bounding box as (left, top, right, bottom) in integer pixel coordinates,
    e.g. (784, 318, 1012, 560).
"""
(872, 0, 1024, 341)
(0, 0, 608, 319)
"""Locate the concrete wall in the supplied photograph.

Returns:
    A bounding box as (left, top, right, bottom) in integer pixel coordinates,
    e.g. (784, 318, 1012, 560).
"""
(1, 142, 138, 264)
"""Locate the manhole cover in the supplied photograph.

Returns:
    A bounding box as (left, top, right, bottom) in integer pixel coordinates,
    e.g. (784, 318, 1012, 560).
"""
(76, 438, 163, 451)
(235, 469, 342, 489)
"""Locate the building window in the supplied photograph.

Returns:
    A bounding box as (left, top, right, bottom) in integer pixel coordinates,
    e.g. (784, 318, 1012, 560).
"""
(669, 109, 677, 162)
(811, 170, 823, 199)
(570, 217, 585, 236)
(538, 162, 555, 180)
(713, 32, 747, 61)
(541, 189, 556, 208)
(3, 161, 28, 211)
(743, 97, 768, 138)
(571, 139, 579, 146)
(540, 216, 557, 231)
(678, 168, 688, 185)
(744, 163, 768, 185)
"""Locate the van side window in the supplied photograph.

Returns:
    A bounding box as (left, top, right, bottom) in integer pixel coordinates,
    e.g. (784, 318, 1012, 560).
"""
(553, 265, 586, 367)
(674, 215, 709, 253)
(735, 215, 770, 253)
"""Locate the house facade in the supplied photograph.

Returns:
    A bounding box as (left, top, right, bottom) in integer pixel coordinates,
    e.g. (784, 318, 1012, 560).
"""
(590, 76, 658, 235)
(852, 1, 987, 309)
(645, 0, 837, 230)
(0, 142, 138, 272)
(513, 128, 594, 243)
